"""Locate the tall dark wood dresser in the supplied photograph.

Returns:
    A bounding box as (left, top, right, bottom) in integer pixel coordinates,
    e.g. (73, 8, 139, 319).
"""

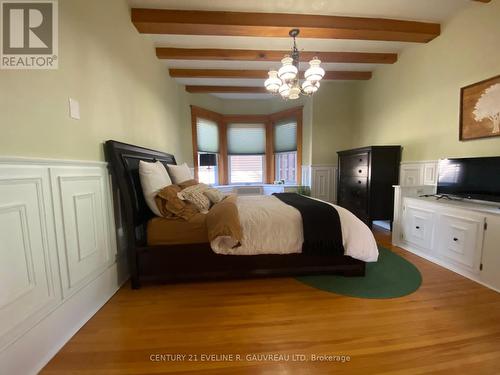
(337, 146, 401, 227)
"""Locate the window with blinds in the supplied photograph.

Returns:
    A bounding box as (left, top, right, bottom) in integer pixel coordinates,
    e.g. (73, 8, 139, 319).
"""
(196, 118, 219, 153)
(274, 119, 298, 183)
(229, 155, 265, 184)
(227, 123, 266, 184)
(274, 119, 297, 153)
(196, 118, 219, 184)
(227, 123, 266, 155)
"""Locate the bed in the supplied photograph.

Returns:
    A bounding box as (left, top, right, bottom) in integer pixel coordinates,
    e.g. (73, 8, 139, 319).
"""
(105, 140, 373, 289)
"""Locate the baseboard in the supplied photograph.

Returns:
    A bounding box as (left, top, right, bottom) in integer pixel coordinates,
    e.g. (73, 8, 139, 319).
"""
(399, 242, 500, 293)
(0, 260, 127, 375)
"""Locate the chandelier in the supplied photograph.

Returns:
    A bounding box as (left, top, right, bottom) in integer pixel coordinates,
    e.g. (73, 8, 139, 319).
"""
(264, 29, 325, 100)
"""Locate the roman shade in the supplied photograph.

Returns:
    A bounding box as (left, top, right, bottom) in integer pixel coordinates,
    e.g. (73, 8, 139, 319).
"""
(196, 118, 219, 153)
(274, 119, 297, 153)
(227, 123, 266, 155)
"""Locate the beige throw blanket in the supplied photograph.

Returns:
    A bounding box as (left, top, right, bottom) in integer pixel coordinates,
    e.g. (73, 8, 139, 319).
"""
(206, 194, 243, 249)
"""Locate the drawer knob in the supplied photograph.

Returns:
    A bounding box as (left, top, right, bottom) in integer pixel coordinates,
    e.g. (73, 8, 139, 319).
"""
(358, 180, 362, 184)
(358, 169, 362, 173)
(453, 237, 458, 242)
(359, 158, 363, 162)
(416, 226, 420, 229)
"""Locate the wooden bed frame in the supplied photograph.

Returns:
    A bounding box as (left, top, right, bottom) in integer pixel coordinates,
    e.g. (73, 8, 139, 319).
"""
(104, 140, 365, 289)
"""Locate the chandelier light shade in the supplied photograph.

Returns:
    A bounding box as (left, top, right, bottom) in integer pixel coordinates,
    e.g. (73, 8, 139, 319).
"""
(278, 83, 291, 98)
(264, 70, 281, 93)
(277, 56, 298, 81)
(264, 29, 324, 100)
(304, 58, 325, 82)
(302, 80, 320, 94)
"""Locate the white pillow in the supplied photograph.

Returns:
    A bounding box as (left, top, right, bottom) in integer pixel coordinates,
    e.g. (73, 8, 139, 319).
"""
(167, 163, 193, 184)
(139, 160, 172, 216)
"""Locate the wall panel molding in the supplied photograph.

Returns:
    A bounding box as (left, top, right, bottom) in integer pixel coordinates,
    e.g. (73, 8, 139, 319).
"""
(400, 160, 438, 187)
(311, 165, 337, 203)
(50, 167, 114, 298)
(0, 157, 124, 374)
(0, 167, 60, 351)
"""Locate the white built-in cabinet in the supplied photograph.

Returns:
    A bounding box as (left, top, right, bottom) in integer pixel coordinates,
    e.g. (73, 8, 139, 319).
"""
(394, 192, 500, 292)
(401, 198, 486, 275)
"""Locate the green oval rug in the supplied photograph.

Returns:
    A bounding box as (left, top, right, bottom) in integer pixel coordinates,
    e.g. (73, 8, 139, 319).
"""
(296, 246, 422, 299)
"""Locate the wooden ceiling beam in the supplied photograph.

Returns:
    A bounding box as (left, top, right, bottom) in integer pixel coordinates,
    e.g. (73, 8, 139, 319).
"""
(170, 69, 372, 80)
(185, 86, 269, 94)
(157, 48, 397, 64)
(132, 8, 440, 43)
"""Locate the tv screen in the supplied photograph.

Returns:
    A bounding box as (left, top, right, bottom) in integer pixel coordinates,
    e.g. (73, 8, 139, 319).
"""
(437, 157, 500, 203)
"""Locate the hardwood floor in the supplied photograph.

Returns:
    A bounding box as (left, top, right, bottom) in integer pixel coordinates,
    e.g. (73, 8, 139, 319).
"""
(42, 228, 500, 374)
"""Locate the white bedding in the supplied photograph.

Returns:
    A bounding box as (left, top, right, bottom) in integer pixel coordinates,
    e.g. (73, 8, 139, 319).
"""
(210, 195, 379, 262)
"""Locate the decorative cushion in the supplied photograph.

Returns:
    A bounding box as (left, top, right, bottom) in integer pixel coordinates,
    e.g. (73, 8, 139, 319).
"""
(167, 163, 193, 184)
(139, 160, 172, 217)
(204, 188, 225, 204)
(154, 185, 199, 220)
(177, 183, 211, 214)
(178, 179, 198, 189)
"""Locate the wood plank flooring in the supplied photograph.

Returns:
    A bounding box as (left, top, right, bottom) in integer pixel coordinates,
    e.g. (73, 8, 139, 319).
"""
(42, 228, 500, 374)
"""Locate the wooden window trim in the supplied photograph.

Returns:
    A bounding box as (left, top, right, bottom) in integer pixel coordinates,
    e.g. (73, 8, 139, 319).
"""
(191, 105, 303, 185)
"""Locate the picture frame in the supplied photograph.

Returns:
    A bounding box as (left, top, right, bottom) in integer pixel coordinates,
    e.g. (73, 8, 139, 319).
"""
(460, 74, 500, 141)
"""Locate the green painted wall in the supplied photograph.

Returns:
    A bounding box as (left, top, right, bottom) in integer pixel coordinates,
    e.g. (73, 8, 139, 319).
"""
(0, 0, 190, 163)
(354, 1, 500, 162)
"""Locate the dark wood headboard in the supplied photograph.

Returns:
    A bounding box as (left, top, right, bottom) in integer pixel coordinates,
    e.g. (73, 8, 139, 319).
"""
(104, 140, 176, 246)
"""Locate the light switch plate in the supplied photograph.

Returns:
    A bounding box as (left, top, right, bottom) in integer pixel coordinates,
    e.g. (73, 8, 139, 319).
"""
(69, 98, 80, 120)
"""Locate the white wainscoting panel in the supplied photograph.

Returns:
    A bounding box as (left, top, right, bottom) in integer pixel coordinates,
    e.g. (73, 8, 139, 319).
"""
(50, 167, 113, 298)
(0, 166, 60, 351)
(301, 165, 311, 187)
(0, 157, 124, 375)
(423, 162, 438, 186)
(400, 161, 438, 187)
(311, 165, 337, 203)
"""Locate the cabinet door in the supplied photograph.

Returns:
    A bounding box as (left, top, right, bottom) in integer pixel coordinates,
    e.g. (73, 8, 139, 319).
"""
(402, 205, 436, 252)
(436, 213, 484, 273)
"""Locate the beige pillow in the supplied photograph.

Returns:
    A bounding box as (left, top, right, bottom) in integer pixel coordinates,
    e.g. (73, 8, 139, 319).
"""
(204, 188, 224, 204)
(177, 184, 211, 213)
(167, 163, 193, 184)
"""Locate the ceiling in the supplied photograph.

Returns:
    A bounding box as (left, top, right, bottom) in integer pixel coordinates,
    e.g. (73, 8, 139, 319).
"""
(128, 0, 487, 99)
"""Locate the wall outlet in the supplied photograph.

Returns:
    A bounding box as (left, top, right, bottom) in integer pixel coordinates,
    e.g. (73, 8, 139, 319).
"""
(69, 98, 80, 120)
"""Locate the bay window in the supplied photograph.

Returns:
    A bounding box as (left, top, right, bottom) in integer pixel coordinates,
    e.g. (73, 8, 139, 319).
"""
(191, 105, 302, 186)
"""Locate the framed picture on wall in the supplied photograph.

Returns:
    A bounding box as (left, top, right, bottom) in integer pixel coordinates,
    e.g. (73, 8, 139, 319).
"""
(460, 74, 500, 141)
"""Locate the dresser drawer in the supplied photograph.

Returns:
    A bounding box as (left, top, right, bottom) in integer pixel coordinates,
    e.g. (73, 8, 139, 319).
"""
(340, 153, 369, 177)
(338, 177, 368, 215)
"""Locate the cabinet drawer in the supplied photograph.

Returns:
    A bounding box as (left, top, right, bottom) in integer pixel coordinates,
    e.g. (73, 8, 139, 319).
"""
(340, 153, 369, 177)
(402, 205, 436, 251)
(436, 213, 484, 273)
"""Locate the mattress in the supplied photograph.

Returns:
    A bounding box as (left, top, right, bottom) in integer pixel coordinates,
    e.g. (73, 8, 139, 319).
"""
(147, 213, 209, 246)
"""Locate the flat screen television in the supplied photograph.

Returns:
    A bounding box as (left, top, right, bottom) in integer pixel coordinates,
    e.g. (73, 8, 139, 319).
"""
(437, 157, 500, 203)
